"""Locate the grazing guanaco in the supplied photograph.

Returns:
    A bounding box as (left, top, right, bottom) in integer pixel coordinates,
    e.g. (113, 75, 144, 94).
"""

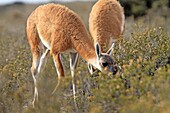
(26, 3, 118, 107)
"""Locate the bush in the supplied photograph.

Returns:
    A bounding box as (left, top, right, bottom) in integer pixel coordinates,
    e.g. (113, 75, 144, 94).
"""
(0, 25, 169, 113)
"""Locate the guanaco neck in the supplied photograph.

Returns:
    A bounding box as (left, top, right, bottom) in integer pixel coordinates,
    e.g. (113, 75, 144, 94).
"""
(72, 31, 101, 70)
(92, 34, 110, 53)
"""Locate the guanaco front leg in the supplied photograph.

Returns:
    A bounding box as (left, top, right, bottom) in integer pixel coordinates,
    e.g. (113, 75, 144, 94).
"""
(70, 52, 79, 100)
(52, 53, 65, 94)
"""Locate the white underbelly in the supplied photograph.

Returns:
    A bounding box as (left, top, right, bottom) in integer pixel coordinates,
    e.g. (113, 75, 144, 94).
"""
(38, 30, 76, 54)
(38, 33, 51, 50)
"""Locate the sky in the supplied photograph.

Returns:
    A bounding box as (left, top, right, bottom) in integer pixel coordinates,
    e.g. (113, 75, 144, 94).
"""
(0, 0, 96, 5)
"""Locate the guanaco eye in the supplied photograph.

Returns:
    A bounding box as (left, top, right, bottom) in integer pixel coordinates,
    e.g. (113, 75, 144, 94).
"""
(102, 62, 108, 67)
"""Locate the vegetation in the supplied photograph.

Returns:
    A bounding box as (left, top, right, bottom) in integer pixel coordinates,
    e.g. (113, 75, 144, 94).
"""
(0, 1, 170, 113)
(120, 0, 169, 17)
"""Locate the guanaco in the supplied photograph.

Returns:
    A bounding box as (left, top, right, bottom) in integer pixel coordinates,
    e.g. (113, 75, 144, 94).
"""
(26, 3, 118, 107)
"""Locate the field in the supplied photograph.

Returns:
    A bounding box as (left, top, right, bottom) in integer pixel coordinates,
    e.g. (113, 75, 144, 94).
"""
(0, 1, 170, 113)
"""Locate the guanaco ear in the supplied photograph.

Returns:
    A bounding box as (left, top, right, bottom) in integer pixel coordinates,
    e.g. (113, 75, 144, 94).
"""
(95, 42, 101, 59)
(88, 63, 96, 75)
(107, 43, 115, 56)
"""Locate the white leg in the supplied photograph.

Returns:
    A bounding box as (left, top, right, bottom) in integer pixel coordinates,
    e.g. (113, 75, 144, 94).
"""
(70, 53, 79, 100)
(32, 74, 38, 108)
(31, 56, 40, 107)
(31, 49, 49, 107)
(38, 49, 49, 73)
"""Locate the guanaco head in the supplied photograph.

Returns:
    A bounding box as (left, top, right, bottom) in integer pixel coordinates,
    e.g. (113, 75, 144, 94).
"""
(88, 42, 118, 75)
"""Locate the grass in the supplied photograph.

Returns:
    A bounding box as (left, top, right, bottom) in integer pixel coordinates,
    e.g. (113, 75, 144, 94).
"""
(0, 1, 170, 113)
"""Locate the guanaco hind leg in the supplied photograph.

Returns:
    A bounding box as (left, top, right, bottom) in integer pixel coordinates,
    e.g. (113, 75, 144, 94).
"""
(31, 53, 40, 107)
(27, 22, 50, 107)
(30, 48, 49, 107)
(37, 49, 50, 73)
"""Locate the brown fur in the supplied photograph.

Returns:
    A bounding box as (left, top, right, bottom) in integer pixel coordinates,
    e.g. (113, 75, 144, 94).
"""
(26, 3, 96, 77)
(89, 0, 125, 52)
